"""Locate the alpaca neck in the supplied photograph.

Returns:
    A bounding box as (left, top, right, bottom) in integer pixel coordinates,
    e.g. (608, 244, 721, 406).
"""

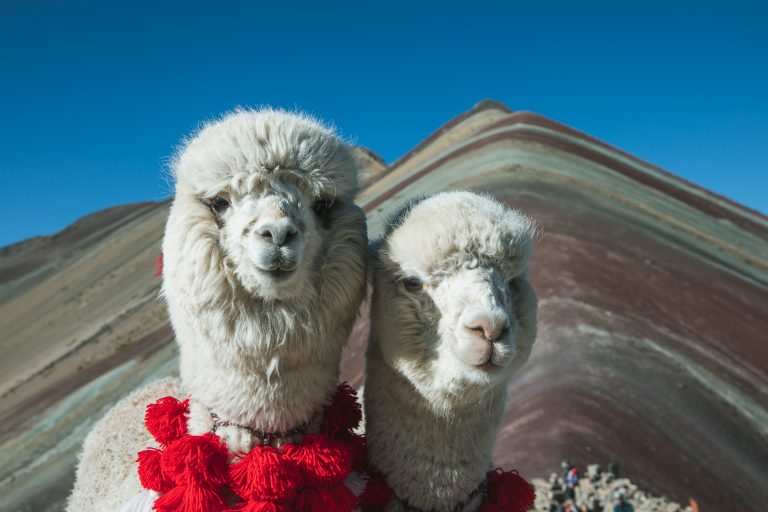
(365, 344, 507, 512)
(173, 293, 349, 434)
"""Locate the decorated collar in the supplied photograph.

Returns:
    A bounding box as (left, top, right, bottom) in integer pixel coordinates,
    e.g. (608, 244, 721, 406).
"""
(208, 409, 308, 448)
(361, 468, 535, 512)
(136, 382, 366, 512)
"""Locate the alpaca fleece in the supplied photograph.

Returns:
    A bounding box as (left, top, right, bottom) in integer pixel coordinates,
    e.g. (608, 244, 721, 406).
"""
(67, 108, 368, 511)
(364, 191, 538, 512)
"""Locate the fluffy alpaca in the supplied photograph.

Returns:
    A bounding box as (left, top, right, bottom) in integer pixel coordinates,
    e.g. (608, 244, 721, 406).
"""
(364, 191, 538, 512)
(67, 108, 368, 510)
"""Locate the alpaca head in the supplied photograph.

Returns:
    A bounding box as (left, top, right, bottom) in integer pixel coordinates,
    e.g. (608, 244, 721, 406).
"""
(371, 191, 537, 407)
(166, 108, 361, 303)
(162, 109, 367, 432)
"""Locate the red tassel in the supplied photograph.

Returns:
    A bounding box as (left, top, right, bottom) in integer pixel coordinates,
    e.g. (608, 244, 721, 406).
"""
(161, 434, 230, 487)
(294, 483, 358, 512)
(321, 382, 362, 437)
(335, 431, 367, 471)
(153, 484, 227, 512)
(229, 445, 302, 501)
(282, 434, 352, 485)
(137, 448, 174, 493)
(226, 500, 292, 512)
(484, 468, 536, 512)
(359, 472, 392, 510)
(145, 397, 189, 446)
(154, 253, 164, 277)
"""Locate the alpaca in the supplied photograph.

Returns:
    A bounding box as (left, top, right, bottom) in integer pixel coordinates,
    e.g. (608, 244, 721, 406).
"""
(67, 108, 368, 510)
(363, 191, 538, 512)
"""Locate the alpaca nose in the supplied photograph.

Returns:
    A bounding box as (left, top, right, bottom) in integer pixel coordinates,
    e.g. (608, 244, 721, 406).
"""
(255, 218, 298, 247)
(464, 312, 509, 342)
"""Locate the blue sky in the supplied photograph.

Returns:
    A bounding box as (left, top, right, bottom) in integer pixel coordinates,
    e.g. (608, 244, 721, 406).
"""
(1, 0, 766, 247)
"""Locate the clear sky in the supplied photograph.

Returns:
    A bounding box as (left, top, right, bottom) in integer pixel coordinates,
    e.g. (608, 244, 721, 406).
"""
(1, 0, 766, 247)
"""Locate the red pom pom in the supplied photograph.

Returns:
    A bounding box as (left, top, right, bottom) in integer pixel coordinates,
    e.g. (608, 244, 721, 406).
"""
(153, 484, 227, 512)
(154, 253, 163, 277)
(137, 448, 174, 493)
(336, 431, 366, 471)
(229, 445, 302, 501)
(282, 434, 352, 485)
(320, 382, 362, 437)
(161, 434, 230, 488)
(359, 473, 392, 510)
(294, 483, 358, 512)
(485, 468, 536, 512)
(145, 397, 189, 446)
(227, 500, 292, 512)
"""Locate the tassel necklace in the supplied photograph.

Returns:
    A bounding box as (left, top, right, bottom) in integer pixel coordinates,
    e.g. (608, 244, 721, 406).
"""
(136, 383, 366, 512)
(360, 468, 536, 512)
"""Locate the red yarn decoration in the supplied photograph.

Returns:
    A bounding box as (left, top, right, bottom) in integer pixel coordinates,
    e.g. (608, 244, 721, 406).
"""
(359, 472, 392, 510)
(283, 434, 352, 486)
(137, 448, 174, 493)
(320, 382, 362, 437)
(335, 431, 367, 471)
(160, 434, 230, 487)
(229, 446, 302, 501)
(154, 253, 164, 277)
(226, 500, 292, 512)
(294, 483, 358, 512)
(482, 468, 536, 512)
(136, 384, 364, 512)
(153, 485, 227, 512)
(145, 397, 190, 446)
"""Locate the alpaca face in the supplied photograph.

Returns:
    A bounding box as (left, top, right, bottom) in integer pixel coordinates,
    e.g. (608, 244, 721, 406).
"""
(202, 179, 329, 300)
(167, 109, 360, 303)
(373, 192, 537, 403)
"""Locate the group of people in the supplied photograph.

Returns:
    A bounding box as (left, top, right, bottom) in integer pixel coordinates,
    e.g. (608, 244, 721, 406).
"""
(548, 460, 634, 512)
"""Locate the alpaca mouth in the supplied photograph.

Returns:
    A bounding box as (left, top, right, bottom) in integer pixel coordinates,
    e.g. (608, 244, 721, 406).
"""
(265, 268, 295, 278)
(257, 265, 298, 280)
(473, 359, 501, 372)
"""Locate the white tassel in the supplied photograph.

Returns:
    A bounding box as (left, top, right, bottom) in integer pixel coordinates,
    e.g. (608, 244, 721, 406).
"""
(344, 470, 368, 496)
(120, 490, 159, 512)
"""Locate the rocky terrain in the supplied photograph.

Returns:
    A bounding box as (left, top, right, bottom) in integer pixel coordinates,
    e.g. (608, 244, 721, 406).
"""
(532, 463, 697, 512)
(1, 101, 766, 511)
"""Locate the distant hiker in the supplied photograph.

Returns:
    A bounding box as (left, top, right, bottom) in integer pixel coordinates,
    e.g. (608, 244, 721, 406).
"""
(608, 462, 620, 478)
(613, 498, 634, 512)
(562, 459, 580, 500)
(613, 489, 634, 512)
(561, 459, 572, 477)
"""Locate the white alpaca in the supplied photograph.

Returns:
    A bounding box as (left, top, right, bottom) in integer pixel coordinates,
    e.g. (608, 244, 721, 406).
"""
(67, 108, 368, 510)
(364, 191, 538, 512)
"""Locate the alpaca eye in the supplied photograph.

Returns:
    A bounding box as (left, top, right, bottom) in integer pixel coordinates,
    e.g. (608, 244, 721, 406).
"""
(209, 196, 230, 215)
(508, 278, 519, 293)
(312, 199, 341, 220)
(312, 200, 330, 217)
(404, 277, 423, 293)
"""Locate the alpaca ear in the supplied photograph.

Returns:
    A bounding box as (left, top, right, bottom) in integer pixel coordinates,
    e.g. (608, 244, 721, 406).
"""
(382, 195, 431, 239)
